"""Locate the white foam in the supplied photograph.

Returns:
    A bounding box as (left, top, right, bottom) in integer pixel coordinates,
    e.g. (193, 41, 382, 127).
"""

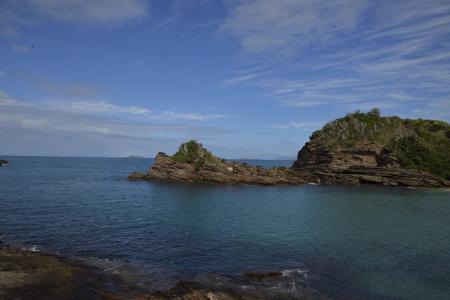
(29, 245, 40, 252)
(281, 268, 308, 279)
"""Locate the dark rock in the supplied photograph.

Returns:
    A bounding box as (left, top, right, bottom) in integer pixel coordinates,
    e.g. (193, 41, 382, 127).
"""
(127, 172, 148, 181)
(246, 271, 282, 278)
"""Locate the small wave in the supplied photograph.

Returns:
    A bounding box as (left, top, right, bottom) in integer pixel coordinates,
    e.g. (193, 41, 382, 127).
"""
(21, 245, 40, 252)
(281, 268, 308, 279)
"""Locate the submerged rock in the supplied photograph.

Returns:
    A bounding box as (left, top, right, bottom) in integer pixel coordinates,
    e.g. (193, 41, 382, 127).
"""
(0, 247, 327, 300)
(147, 269, 328, 300)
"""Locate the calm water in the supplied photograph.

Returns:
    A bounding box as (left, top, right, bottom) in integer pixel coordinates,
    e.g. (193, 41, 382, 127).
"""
(0, 156, 449, 299)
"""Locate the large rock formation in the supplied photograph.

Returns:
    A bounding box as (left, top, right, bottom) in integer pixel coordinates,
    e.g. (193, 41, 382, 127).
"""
(292, 109, 450, 188)
(129, 110, 450, 188)
(128, 141, 310, 185)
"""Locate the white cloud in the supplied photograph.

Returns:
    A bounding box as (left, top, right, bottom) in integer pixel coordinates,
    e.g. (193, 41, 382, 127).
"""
(0, 0, 149, 35)
(0, 92, 231, 156)
(270, 121, 323, 130)
(45, 99, 151, 115)
(0, 91, 228, 122)
(149, 111, 228, 121)
(26, 0, 149, 27)
(221, 0, 368, 55)
(218, 1, 450, 119)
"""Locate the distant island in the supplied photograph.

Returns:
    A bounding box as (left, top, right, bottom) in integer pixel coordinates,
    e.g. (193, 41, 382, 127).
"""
(129, 109, 450, 188)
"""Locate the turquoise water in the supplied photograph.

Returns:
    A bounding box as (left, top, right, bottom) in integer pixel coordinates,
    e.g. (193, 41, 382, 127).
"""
(0, 156, 449, 299)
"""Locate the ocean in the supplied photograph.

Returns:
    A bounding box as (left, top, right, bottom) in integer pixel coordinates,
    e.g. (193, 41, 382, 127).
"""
(0, 156, 449, 299)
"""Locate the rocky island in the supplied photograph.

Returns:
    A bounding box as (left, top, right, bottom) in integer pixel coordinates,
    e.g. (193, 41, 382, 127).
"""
(129, 140, 312, 185)
(129, 109, 450, 188)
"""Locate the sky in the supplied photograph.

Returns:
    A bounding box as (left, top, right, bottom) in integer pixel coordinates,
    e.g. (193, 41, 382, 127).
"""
(1, 0, 450, 159)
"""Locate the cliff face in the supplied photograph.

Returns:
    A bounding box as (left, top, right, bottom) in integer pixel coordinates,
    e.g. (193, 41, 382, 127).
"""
(292, 110, 450, 187)
(128, 141, 311, 185)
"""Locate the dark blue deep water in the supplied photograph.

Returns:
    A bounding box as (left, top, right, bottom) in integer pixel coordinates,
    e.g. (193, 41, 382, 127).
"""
(1, 157, 450, 299)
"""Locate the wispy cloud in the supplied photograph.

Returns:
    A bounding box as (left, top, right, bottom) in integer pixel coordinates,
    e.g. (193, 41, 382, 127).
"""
(148, 111, 228, 121)
(270, 121, 324, 130)
(125, 57, 154, 69)
(0, 90, 231, 156)
(221, 0, 369, 55)
(0, 91, 228, 122)
(45, 99, 151, 115)
(0, 0, 149, 36)
(152, 17, 177, 32)
(24, 0, 149, 28)
(218, 0, 450, 120)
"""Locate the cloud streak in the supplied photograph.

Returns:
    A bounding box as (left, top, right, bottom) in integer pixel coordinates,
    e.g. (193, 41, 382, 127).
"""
(0, 92, 229, 122)
(221, 0, 369, 55)
(0, 91, 231, 156)
(219, 0, 450, 120)
(270, 121, 324, 130)
(0, 0, 149, 36)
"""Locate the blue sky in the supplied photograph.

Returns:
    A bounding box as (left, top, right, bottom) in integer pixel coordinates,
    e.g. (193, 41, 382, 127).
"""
(1, 0, 449, 158)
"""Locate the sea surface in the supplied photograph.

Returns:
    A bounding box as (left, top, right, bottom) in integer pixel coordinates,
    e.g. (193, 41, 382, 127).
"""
(0, 156, 449, 299)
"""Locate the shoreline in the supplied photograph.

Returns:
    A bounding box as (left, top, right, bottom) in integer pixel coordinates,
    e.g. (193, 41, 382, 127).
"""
(0, 242, 329, 300)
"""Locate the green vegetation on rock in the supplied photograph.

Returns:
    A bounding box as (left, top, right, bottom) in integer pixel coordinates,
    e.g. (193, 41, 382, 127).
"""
(172, 140, 221, 170)
(310, 108, 450, 179)
(390, 119, 450, 179)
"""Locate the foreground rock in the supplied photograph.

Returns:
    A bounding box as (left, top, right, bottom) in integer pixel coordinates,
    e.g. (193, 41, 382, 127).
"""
(0, 247, 327, 300)
(0, 247, 126, 300)
(146, 271, 328, 300)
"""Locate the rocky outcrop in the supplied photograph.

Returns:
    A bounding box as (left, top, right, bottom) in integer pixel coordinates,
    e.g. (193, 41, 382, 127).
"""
(129, 111, 450, 188)
(129, 152, 310, 185)
(0, 247, 126, 300)
(292, 121, 450, 188)
(147, 270, 328, 300)
(0, 247, 327, 300)
(0, 160, 8, 166)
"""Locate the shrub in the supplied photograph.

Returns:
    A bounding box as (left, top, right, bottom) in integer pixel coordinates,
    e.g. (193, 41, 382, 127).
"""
(172, 140, 220, 169)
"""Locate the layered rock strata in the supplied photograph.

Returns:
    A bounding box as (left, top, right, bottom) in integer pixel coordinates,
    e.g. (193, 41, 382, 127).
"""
(129, 152, 310, 185)
(292, 140, 450, 188)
